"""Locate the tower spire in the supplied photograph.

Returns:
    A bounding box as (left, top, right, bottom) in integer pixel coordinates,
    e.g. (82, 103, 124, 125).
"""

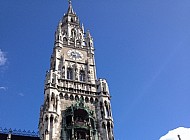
(39, 1, 115, 140)
(67, 0, 74, 14)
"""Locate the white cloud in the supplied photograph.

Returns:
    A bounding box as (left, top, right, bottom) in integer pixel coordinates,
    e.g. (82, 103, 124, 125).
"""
(0, 86, 7, 91)
(160, 127, 190, 140)
(0, 49, 7, 66)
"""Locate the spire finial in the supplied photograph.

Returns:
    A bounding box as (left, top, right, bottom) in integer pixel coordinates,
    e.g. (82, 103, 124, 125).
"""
(67, 0, 74, 14)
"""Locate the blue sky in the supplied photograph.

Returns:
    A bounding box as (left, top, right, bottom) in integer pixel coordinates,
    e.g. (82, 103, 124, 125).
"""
(1, 0, 190, 139)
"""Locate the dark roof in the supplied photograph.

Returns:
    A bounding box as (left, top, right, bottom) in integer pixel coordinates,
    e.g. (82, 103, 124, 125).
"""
(0, 128, 40, 140)
(0, 133, 40, 140)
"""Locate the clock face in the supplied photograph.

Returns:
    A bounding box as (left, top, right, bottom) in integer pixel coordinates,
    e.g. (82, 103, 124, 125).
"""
(67, 49, 84, 61)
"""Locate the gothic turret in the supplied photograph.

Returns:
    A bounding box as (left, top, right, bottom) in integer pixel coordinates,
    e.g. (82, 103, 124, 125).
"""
(39, 2, 114, 140)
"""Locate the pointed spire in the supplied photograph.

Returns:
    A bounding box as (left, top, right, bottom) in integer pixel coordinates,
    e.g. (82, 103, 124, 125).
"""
(81, 23, 84, 33)
(56, 21, 62, 32)
(67, 0, 74, 14)
(86, 30, 92, 38)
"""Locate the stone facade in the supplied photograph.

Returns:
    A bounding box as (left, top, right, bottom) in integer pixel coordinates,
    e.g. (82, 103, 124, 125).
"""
(39, 2, 114, 140)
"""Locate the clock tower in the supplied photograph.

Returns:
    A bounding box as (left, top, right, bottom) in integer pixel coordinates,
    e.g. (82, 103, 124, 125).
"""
(39, 1, 114, 140)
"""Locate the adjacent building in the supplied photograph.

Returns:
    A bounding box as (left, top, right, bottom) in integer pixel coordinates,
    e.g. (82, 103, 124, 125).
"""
(0, 128, 39, 140)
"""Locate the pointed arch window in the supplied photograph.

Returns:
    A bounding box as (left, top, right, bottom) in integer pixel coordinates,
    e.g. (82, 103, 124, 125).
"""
(79, 70, 85, 82)
(59, 93, 63, 99)
(63, 37, 68, 42)
(71, 17, 74, 22)
(71, 29, 76, 38)
(67, 68, 73, 80)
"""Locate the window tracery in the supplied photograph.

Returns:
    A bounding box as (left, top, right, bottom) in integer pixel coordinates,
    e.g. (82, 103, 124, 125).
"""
(67, 68, 73, 80)
(79, 70, 85, 82)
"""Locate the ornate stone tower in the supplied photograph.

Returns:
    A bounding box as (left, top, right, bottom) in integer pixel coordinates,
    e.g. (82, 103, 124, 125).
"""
(39, 1, 114, 140)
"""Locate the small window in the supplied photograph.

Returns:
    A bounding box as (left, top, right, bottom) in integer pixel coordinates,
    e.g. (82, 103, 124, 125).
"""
(45, 116, 48, 121)
(102, 122, 106, 129)
(50, 115, 54, 122)
(70, 95, 74, 101)
(79, 70, 85, 82)
(45, 129, 48, 134)
(51, 93, 55, 101)
(90, 97, 94, 104)
(71, 18, 74, 22)
(71, 29, 76, 38)
(107, 122, 111, 132)
(59, 93, 63, 99)
(63, 37, 67, 42)
(95, 98, 98, 103)
(85, 97, 89, 103)
(65, 94, 69, 100)
(67, 68, 73, 80)
(75, 95, 79, 101)
(80, 96, 84, 101)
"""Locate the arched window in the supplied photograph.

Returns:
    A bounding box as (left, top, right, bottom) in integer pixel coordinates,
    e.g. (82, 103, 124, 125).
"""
(95, 98, 98, 103)
(80, 96, 84, 101)
(59, 93, 63, 99)
(51, 93, 55, 101)
(70, 95, 74, 101)
(107, 121, 111, 132)
(71, 17, 74, 22)
(79, 70, 85, 82)
(45, 129, 48, 135)
(63, 37, 67, 42)
(71, 29, 76, 38)
(67, 68, 73, 80)
(45, 116, 48, 122)
(75, 95, 79, 101)
(50, 115, 54, 123)
(85, 97, 89, 103)
(90, 97, 94, 104)
(65, 93, 69, 100)
(100, 102, 103, 108)
(102, 122, 106, 129)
